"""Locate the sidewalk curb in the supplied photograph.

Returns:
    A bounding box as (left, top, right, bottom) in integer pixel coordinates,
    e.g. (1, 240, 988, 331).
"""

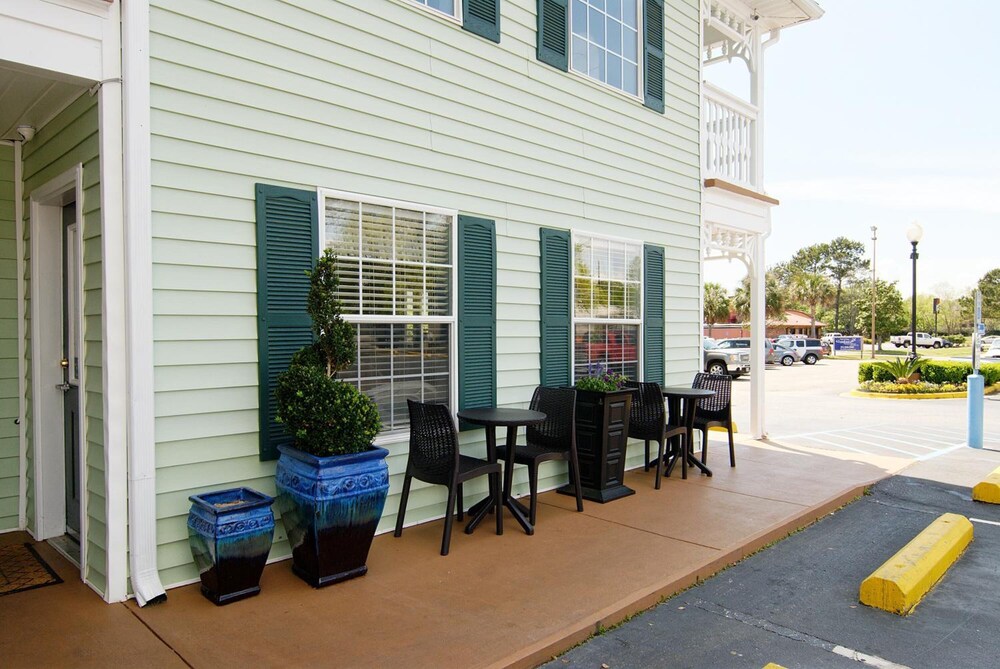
(499, 481, 878, 669)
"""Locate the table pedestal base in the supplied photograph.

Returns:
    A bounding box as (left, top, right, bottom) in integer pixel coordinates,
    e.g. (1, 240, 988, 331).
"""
(557, 482, 634, 504)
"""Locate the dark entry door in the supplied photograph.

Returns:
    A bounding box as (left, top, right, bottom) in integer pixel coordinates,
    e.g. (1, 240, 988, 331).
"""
(62, 202, 81, 539)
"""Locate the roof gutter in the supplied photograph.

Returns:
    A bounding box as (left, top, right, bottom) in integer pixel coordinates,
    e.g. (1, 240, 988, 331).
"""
(122, 0, 166, 607)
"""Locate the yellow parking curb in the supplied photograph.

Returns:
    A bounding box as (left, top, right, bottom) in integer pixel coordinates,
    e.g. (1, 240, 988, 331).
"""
(762, 664, 787, 669)
(859, 513, 973, 615)
(972, 466, 1000, 504)
(709, 422, 737, 433)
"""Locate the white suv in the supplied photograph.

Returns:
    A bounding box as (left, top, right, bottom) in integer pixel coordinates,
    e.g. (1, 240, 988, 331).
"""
(775, 337, 825, 365)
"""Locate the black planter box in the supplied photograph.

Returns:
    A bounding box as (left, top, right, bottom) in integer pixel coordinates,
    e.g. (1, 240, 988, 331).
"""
(558, 387, 635, 503)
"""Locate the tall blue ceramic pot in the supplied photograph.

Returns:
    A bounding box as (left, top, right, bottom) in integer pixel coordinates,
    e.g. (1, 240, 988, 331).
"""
(187, 487, 275, 605)
(275, 445, 390, 587)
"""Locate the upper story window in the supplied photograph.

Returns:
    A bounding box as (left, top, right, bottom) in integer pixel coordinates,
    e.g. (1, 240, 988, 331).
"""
(572, 232, 643, 380)
(321, 191, 456, 436)
(410, 0, 460, 18)
(570, 0, 641, 96)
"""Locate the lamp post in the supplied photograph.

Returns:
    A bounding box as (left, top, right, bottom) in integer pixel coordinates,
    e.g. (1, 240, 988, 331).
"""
(906, 221, 924, 361)
(870, 226, 877, 359)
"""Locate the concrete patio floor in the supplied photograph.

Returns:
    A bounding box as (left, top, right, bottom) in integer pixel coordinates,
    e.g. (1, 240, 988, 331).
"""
(3, 438, 911, 669)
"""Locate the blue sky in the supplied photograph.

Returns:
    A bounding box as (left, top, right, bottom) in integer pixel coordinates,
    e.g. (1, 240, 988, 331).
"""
(703, 0, 1000, 299)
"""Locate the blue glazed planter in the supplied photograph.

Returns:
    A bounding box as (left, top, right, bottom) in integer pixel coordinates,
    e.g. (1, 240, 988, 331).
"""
(275, 445, 390, 588)
(187, 487, 275, 605)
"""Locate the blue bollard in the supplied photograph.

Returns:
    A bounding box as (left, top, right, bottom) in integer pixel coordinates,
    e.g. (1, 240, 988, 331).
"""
(968, 374, 984, 449)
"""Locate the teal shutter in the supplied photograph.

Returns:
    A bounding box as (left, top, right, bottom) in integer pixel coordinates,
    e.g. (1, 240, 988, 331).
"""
(463, 0, 501, 43)
(539, 228, 572, 387)
(643, 0, 665, 113)
(537, 0, 569, 71)
(643, 244, 665, 384)
(255, 184, 318, 461)
(458, 216, 496, 422)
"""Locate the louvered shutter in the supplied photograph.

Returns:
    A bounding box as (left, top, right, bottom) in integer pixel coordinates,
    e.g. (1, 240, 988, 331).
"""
(464, 0, 501, 43)
(643, 244, 665, 384)
(539, 228, 572, 387)
(643, 0, 665, 113)
(458, 216, 496, 423)
(255, 184, 318, 460)
(537, 0, 569, 71)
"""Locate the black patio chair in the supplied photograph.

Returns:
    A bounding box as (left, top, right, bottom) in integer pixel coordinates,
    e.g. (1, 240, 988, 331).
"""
(626, 381, 687, 489)
(496, 386, 583, 525)
(691, 372, 735, 467)
(395, 400, 502, 556)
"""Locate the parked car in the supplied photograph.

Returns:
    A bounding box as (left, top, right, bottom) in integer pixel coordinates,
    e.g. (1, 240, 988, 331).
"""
(981, 335, 998, 352)
(773, 343, 800, 367)
(984, 339, 1000, 358)
(889, 332, 944, 349)
(716, 337, 778, 365)
(820, 332, 842, 345)
(703, 338, 750, 378)
(775, 337, 825, 365)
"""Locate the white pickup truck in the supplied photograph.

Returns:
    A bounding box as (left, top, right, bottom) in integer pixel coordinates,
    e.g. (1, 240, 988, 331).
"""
(889, 332, 944, 349)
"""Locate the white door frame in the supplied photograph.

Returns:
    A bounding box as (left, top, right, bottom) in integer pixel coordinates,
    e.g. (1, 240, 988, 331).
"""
(28, 165, 86, 571)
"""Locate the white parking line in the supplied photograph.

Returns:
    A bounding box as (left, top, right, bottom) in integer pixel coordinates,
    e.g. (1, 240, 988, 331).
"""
(834, 431, 939, 452)
(796, 434, 922, 457)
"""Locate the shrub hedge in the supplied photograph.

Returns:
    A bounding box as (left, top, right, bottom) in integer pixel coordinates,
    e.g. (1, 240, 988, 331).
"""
(858, 380, 967, 394)
(859, 360, 1000, 385)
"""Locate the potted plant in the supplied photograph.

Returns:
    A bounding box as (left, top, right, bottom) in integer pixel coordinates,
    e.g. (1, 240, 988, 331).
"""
(558, 364, 636, 503)
(274, 249, 387, 588)
(187, 487, 275, 605)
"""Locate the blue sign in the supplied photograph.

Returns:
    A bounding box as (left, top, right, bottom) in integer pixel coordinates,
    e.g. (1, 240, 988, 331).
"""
(834, 336, 863, 351)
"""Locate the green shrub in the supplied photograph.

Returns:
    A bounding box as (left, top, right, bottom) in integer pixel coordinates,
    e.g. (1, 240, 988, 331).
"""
(275, 365, 381, 456)
(944, 334, 966, 346)
(859, 360, 1000, 386)
(874, 357, 924, 383)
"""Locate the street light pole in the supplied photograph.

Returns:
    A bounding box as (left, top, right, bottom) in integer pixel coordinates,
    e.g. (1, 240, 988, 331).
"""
(870, 226, 877, 360)
(906, 222, 924, 362)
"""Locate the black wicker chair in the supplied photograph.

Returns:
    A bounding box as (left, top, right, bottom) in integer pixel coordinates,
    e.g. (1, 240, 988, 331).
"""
(394, 400, 502, 556)
(496, 386, 583, 525)
(626, 381, 687, 489)
(691, 372, 735, 467)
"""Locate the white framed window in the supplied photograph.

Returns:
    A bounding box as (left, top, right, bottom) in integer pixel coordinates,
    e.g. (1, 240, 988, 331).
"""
(409, 0, 461, 19)
(570, 0, 641, 96)
(572, 232, 643, 380)
(319, 190, 458, 438)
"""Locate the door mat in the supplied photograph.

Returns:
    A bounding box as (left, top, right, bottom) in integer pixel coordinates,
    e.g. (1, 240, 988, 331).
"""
(0, 543, 63, 597)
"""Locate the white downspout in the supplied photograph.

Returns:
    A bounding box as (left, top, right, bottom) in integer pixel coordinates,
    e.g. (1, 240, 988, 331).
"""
(122, 0, 165, 606)
(9, 139, 27, 530)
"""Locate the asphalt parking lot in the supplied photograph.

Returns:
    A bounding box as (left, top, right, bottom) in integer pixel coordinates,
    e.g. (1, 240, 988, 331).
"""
(730, 359, 1000, 459)
(545, 475, 1000, 669)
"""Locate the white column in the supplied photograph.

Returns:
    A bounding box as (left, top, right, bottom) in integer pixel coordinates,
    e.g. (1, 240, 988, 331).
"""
(749, 236, 766, 439)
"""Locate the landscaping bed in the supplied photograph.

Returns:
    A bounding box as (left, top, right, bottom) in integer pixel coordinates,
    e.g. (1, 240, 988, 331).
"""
(855, 360, 1000, 398)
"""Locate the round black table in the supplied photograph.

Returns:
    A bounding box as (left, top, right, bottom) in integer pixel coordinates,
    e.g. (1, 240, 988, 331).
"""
(457, 408, 546, 535)
(660, 386, 716, 479)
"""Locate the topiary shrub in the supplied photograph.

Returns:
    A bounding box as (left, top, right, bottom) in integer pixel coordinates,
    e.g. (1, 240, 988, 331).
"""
(274, 249, 381, 456)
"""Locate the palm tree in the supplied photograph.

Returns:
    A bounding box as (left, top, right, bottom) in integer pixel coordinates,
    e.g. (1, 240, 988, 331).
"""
(733, 272, 786, 322)
(703, 282, 731, 325)
(790, 271, 833, 337)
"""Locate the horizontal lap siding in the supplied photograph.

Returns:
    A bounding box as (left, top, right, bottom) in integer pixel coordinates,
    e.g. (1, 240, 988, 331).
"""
(149, 0, 701, 586)
(0, 144, 17, 531)
(20, 94, 106, 593)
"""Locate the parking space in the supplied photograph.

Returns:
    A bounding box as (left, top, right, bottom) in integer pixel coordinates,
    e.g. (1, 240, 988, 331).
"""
(546, 475, 1000, 669)
(728, 359, 1000, 460)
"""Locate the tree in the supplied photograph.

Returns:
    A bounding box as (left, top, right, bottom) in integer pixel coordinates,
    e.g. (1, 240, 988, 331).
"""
(825, 237, 869, 332)
(732, 272, 786, 322)
(977, 269, 1000, 321)
(703, 282, 731, 325)
(856, 279, 907, 350)
(787, 243, 830, 276)
(789, 271, 833, 337)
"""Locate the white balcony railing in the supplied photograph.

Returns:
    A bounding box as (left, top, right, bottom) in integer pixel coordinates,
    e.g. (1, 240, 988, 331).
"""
(703, 82, 759, 189)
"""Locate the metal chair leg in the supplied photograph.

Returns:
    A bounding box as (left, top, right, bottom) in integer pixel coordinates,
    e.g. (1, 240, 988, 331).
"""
(493, 472, 503, 535)
(457, 482, 464, 521)
(569, 452, 584, 512)
(644, 440, 651, 471)
(728, 425, 736, 467)
(654, 438, 665, 490)
(528, 462, 539, 525)
(701, 428, 710, 465)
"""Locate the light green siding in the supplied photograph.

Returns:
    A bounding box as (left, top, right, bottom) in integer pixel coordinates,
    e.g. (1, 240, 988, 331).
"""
(0, 144, 18, 532)
(149, 0, 702, 586)
(21, 93, 106, 594)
